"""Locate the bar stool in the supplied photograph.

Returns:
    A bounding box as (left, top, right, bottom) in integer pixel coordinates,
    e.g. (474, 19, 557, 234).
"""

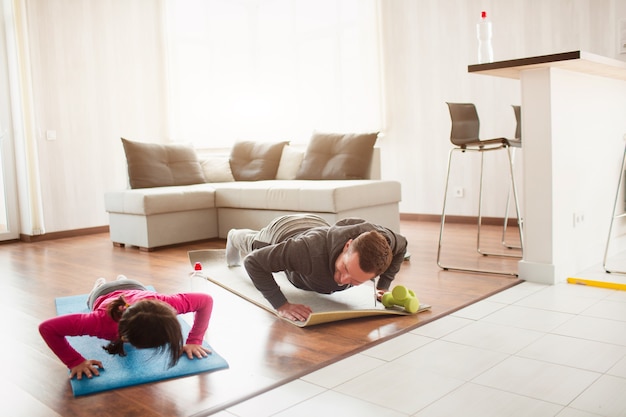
(603, 140, 626, 274)
(437, 102, 524, 276)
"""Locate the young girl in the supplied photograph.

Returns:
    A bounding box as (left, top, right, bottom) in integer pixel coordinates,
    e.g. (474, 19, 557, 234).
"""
(39, 276, 213, 380)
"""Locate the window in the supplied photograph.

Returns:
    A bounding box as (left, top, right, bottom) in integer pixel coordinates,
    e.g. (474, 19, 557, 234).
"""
(165, 0, 383, 148)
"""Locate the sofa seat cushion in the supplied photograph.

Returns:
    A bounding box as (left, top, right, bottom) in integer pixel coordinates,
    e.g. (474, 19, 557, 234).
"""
(105, 184, 216, 215)
(212, 180, 400, 213)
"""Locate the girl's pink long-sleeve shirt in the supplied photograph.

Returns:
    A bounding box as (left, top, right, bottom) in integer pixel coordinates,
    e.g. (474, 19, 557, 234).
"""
(39, 290, 213, 369)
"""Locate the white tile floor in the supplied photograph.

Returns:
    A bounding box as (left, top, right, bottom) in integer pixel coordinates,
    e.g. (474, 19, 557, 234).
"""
(215, 280, 626, 417)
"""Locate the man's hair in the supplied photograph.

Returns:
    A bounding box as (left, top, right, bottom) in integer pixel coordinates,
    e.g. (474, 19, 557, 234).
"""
(349, 230, 393, 276)
(103, 297, 183, 368)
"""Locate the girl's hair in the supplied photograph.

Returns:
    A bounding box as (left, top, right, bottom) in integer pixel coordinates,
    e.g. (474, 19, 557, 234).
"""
(102, 296, 183, 368)
(350, 230, 393, 276)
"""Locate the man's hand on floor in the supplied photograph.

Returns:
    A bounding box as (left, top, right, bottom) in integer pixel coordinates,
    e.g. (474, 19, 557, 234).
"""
(277, 302, 313, 322)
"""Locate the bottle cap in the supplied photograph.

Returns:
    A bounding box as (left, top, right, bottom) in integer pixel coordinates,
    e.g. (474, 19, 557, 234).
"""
(481, 11, 487, 19)
(194, 262, 202, 271)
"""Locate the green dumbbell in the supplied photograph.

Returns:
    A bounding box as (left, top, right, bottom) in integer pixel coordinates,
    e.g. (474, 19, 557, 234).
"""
(381, 285, 420, 313)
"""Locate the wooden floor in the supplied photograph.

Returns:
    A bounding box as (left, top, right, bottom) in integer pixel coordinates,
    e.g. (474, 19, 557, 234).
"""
(1, 219, 522, 417)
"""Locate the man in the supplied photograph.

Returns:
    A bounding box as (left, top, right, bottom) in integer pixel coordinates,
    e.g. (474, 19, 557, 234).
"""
(226, 214, 407, 321)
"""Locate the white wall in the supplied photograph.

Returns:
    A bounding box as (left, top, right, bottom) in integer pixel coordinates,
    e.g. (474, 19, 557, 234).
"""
(1, 0, 625, 234)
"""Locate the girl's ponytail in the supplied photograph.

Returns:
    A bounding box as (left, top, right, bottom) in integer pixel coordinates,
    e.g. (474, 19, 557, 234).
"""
(102, 295, 130, 357)
(102, 338, 126, 357)
(106, 295, 129, 322)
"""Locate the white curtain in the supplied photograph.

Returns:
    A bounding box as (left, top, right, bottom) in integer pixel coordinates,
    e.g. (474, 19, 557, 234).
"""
(3, 0, 45, 235)
(164, 0, 383, 148)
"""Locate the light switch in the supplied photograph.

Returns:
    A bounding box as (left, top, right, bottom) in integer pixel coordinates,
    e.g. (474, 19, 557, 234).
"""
(46, 130, 56, 141)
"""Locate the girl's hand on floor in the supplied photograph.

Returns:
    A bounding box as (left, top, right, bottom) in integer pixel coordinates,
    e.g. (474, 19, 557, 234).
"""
(182, 343, 211, 359)
(70, 359, 103, 380)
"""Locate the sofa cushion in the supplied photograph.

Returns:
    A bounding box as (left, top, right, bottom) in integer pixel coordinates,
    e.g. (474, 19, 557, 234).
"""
(213, 180, 401, 212)
(121, 138, 206, 189)
(275, 145, 305, 180)
(295, 132, 378, 180)
(201, 156, 235, 183)
(229, 141, 288, 181)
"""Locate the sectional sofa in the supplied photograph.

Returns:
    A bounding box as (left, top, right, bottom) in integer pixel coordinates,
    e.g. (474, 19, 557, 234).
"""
(104, 133, 402, 251)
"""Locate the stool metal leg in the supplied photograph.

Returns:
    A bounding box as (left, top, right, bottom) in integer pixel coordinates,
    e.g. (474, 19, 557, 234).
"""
(506, 145, 525, 252)
(500, 148, 522, 250)
(477, 147, 523, 258)
(603, 143, 626, 274)
(437, 145, 520, 277)
(500, 184, 522, 249)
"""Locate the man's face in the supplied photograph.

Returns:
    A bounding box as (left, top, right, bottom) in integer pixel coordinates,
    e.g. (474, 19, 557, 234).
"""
(334, 239, 375, 286)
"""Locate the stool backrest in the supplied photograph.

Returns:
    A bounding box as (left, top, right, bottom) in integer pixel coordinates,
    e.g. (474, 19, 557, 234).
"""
(446, 102, 480, 146)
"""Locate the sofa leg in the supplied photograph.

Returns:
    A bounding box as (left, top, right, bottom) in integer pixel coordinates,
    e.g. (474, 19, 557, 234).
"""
(112, 241, 154, 252)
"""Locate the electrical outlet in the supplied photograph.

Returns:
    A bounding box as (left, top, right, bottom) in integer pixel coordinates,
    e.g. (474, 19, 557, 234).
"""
(573, 212, 585, 227)
(454, 187, 464, 198)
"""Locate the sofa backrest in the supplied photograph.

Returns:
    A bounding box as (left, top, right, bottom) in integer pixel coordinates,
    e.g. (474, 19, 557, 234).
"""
(274, 144, 381, 181)
(197, 144, 381, 183)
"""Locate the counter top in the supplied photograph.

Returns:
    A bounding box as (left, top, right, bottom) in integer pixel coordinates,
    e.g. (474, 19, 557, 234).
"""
(468, 50, 626, 81)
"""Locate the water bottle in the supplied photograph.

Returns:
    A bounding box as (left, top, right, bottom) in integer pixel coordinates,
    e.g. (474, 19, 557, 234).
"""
(476, 11, 493, 64)
(190, 262, 205, 279)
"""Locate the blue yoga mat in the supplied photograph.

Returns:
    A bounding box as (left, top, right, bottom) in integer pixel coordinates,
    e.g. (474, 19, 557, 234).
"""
(55, 288, 229, 397)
